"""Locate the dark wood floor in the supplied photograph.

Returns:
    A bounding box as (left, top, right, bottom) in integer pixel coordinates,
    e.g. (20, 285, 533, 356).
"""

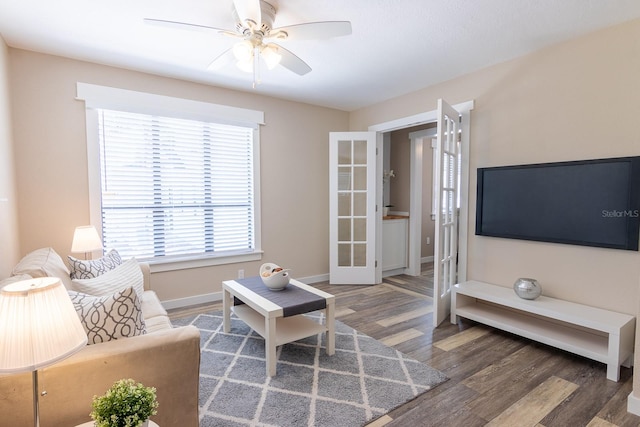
(317, 267, 639, 427)
(170, 264, 640, 426)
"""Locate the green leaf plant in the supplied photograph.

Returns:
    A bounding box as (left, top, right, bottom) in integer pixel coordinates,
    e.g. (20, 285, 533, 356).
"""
(90, 379, 159, 427)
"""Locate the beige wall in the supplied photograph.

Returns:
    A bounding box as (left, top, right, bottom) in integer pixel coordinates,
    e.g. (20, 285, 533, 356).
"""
(351, 18, 640, 316)
(0, 37, 19, 277)
(8, 49, 349, 301)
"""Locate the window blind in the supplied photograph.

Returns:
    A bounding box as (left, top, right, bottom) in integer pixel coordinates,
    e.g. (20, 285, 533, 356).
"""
(97, 109, 255, 260)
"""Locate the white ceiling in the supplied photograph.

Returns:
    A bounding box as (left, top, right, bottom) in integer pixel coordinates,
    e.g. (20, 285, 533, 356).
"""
(1, 0, 640, 111)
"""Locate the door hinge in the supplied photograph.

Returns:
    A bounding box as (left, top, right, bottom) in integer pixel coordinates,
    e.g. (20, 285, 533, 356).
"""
(375, 260, 378, 268)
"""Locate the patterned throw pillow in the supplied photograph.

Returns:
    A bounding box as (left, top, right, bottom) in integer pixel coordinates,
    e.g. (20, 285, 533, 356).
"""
(71, 258, 144, 298)
(68, 249, 122, 280)
(69, 286, 146, 344)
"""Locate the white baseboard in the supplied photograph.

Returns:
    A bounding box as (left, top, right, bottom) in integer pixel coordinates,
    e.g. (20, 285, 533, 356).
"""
(421, 256, 434, 263)
(299, 273, 330, 284)
(159, 274, 330, 310)
(628, 393, 640, 416)
(161, 291, 222, 310)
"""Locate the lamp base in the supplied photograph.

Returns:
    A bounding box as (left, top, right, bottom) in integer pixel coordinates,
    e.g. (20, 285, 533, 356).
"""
(33, 370, 41, 427)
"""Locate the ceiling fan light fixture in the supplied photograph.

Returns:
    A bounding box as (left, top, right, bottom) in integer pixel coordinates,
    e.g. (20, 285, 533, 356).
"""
(232, 40, 254, 62)
(261, 44, 282, 70)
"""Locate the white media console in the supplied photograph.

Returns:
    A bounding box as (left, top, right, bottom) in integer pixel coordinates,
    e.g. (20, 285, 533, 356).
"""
(452, 280, 636, 382)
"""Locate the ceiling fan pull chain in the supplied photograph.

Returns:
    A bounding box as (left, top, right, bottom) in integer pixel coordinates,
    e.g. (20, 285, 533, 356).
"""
(252, 45, 260, 88)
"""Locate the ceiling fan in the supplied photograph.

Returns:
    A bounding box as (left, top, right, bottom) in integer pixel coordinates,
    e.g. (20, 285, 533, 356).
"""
(145, 0, 352, 85)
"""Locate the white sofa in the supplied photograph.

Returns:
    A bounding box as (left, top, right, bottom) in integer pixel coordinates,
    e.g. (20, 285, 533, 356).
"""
(0, 248, 201, 427)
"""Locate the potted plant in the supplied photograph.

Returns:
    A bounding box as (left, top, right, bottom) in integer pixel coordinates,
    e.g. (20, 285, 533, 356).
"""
(90, 378, 159, 427)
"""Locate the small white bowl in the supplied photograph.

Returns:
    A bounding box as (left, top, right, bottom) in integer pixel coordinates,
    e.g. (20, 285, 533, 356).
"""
(259, 263, 291, 291)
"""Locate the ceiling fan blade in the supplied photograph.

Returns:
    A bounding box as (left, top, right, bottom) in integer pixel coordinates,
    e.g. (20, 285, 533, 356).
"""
(233, 0, 262, 28)
(207, 48, 235, 71)
(270, 21, 352, 40)
(144, 18, 228, 35)
(275, 44, 312, 76)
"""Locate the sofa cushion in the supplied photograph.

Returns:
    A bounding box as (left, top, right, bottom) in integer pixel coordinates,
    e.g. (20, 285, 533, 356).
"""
(68, 249, 122, 279)
(12, 247, 72, 289)
(144, 315, 173, 334)
(71, 258, 144, 298)
(140, 290, 168, 320)
(69, 286, 146, 344)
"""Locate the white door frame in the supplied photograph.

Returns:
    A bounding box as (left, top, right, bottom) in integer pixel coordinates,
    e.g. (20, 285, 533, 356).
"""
(368, 100, 474, 283)
(406, 127, 437, 276)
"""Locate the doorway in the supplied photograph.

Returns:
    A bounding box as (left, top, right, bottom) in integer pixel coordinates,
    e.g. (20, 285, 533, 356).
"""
(369, 100, 474, 289)
(327, 100, 474, 327)
(382, 124, 437, 278)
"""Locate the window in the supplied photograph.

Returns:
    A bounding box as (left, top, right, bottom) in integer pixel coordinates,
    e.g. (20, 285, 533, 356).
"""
(77, 83, 263, 268)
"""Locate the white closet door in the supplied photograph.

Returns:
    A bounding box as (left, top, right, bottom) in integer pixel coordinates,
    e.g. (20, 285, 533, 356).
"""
(329, 132, 380, 284)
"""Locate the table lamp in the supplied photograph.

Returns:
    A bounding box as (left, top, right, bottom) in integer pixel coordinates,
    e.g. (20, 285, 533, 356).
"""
(0, 277, 88, 427)
(71, 225, 103, 260)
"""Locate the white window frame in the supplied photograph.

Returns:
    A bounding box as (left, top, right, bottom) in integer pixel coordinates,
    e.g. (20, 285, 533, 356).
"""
(76, 83, 264, 272)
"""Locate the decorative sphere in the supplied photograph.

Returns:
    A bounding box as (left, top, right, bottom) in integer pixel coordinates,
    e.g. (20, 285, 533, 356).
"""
(513, 278, 542, 300)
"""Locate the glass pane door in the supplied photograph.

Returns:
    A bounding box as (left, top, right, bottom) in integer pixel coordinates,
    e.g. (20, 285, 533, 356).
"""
(337, 139, 368, 267)
(329, 132, 378, 284)
(433, 99, 461, 326)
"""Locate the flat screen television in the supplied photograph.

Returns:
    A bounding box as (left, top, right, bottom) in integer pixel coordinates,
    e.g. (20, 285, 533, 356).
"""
(475, 156, 640, 251)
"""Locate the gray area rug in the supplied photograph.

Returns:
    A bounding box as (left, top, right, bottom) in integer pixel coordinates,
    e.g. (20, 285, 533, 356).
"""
(172, 310, 448, 427)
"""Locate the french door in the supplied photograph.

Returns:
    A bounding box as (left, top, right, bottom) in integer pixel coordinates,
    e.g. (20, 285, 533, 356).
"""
(328, 99, 467, 309)
(433, 99, 462, 326)
(328, 132, 381, 284)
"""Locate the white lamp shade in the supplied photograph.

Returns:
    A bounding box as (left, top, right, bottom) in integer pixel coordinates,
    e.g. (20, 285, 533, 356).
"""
(71, 225, 103, 253)
(0, 277, 88, 373)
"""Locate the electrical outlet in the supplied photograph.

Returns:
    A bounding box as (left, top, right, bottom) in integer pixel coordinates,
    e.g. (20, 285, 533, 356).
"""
(426, 237, 430, 245)
(238, 269, 244, 279)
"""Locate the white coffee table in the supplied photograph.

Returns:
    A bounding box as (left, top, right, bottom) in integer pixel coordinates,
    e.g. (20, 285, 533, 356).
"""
(222, 277, 335, 376)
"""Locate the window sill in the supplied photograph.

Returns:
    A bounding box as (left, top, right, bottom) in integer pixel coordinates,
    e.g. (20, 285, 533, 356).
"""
(146, 250, 264, 273)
